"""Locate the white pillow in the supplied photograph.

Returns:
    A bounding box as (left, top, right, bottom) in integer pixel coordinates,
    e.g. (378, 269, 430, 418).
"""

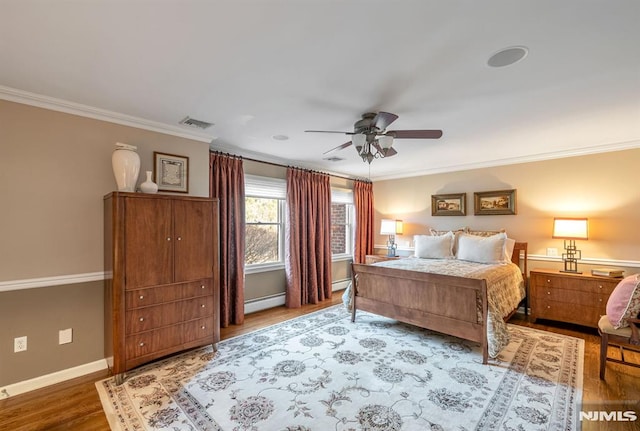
(456, 232, 508, 264)
(504, 237, 516, 262)
(414, 232, 454, 259)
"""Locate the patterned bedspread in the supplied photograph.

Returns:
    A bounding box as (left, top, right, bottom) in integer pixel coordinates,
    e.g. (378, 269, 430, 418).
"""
(347, 257, 525, 358)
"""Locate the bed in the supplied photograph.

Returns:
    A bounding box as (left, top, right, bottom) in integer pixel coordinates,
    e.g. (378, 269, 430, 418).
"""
(349, 231, 527, 364)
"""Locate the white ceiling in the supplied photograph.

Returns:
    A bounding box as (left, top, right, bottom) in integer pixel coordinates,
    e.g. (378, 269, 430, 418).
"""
(2, 0, 639, 180)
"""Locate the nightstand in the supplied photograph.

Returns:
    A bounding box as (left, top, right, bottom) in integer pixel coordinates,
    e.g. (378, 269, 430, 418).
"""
(529, 268, 620, 328)
(364, 255, 402, 265)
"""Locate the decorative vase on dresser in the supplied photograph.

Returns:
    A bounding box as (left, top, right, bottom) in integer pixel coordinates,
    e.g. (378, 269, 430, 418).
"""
(139, 170, 158, 193)
(529, 268, 619, 328)
(104, 192, 220, 384)
(111, 142, 140, 192)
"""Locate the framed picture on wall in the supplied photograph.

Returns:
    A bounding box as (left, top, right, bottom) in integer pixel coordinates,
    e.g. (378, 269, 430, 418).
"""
(473, 189, 517, 215)
(431, 193, 466, 216)
(154, 152, 189, 193)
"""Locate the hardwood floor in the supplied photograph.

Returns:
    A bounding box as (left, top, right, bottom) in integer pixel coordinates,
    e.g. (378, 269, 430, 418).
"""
(1, 295, 638, 431)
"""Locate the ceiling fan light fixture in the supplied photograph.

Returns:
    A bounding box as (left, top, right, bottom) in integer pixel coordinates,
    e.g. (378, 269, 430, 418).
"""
(352, 134, 366, 155)
(378, 135, 394, 150)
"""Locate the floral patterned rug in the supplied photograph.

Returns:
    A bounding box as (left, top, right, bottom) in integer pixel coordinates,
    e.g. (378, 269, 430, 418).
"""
(96, 305, 583, 431)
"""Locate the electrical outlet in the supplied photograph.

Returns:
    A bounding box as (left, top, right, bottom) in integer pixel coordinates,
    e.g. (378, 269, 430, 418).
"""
(59, 328, 73, 345)
(547, 247, 558, 257)
(14, 336, 27, 352)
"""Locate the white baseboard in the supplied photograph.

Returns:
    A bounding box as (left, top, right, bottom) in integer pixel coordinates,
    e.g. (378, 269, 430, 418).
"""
(0, 359, 108, 399)
(244, 280, 350, 315)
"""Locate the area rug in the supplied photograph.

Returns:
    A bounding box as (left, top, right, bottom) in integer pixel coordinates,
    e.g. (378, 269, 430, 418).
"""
(96, 305, 583, 431)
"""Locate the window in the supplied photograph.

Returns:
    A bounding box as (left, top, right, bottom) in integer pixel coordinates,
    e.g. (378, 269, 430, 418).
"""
(331, 188, 354, 259)
(244, 175, 286, 270)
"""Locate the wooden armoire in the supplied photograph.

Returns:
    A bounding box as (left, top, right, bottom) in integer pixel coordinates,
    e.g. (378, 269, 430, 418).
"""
(104, 192, 219, 383)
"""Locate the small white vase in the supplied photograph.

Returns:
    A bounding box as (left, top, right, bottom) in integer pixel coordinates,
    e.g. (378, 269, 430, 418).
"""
(140, 170, 158, 194)
(112, 143, 140, 192)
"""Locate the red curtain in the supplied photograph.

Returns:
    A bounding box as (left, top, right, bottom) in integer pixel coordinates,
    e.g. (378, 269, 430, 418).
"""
(210, 152, 245, 327)
(353, 180, 374, 264)
(285, 167, 332, 308)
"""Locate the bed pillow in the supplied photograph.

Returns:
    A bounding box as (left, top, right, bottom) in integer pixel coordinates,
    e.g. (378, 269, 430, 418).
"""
(414, 232, 454, 259)
(504, 237, 516, 262)
(430, 227, 466, 254)
(456, 232, 508, 264)
(606, 274, 640, 329)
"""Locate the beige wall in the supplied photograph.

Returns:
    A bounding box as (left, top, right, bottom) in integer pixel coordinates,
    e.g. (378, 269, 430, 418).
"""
(373, 148, 640, 275)
(0, 100, 211, 387)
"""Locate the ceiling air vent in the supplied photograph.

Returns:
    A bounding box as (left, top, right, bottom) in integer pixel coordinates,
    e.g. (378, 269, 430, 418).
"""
(179, 116, 214, 130)
(323, 156, 345, 162)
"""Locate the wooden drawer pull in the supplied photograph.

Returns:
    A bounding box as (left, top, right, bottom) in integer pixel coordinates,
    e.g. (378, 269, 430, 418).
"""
(139, 295, 144, 300)
(201, 304, 206, 308)
(139, 317, 144, 322)
(201, 325, 206, 330)
(139, 342, 145, 347)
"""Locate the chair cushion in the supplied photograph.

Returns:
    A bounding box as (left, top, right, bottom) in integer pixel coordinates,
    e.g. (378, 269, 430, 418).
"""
(606, 274, 640, 329)
(599, 315, 633, 337)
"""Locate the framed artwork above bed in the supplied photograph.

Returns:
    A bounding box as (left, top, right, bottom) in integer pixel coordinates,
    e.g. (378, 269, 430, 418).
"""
(474, 189, 517, 215)
(431, 193, 466, 216)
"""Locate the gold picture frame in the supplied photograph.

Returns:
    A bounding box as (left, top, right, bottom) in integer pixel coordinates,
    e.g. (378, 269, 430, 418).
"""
(154, 152, 189, 193)
(474, 189, 517, 215)
(431, 193, 466, 216)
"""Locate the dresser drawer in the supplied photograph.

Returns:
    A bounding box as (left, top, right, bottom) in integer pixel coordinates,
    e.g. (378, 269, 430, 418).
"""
(532, 287, 610, 308)
(183, 295, 214, 321)
(125, 325, 183, 359)
(182, 279, 214, 298)
(532, 299, 602, 327)
(125, 284, 181, 309)
(183, 317, 214, 343)
(125, 301, 183, 334)
(531, 273, 566, 289)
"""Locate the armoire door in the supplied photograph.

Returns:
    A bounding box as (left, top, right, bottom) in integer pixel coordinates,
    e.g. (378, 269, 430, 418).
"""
(124, 197, 174, 288)
(173, 199, 214, 282)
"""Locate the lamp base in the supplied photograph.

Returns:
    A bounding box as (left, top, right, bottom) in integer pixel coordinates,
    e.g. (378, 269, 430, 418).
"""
(559, 270, 582, 274)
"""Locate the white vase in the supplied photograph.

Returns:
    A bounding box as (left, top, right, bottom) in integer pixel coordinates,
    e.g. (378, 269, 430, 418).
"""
(112, 143, 140, 192)
(140, 170, 158, 194)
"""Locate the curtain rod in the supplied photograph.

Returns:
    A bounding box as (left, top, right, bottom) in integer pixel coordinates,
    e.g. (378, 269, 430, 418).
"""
(212, 150, 369, 182)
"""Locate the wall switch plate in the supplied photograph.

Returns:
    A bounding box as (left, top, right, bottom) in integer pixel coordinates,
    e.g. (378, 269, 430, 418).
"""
(59, 328, 73, 345)
(14, 336, 27, 352)
(547, 247, 558, 257)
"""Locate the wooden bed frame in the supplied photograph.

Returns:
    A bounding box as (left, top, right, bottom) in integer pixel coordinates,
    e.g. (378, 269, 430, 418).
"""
(350, 242, 528, 364)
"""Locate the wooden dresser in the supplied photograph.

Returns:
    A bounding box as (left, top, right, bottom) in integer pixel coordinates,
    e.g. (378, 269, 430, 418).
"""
(104, 192, 219, 383)
(529, 268, 619, 328)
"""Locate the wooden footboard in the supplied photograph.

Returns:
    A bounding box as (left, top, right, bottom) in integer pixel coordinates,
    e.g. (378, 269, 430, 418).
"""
(351, 263, 489, 364)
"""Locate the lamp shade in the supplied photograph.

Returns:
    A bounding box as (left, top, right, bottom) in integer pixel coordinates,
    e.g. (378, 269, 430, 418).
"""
(380, 219, 403, 235)
(552, 218, 588, 240)
(352, 134, 366, 153)
(378, 135, 394, 150)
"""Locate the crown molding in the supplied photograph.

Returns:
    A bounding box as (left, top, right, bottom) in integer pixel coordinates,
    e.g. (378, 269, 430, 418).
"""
(0, 85, 215, 143)
(371, 139, 640, 181)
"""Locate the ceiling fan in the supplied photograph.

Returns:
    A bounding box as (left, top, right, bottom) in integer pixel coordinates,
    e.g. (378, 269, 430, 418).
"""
(305, 111, 443, 164)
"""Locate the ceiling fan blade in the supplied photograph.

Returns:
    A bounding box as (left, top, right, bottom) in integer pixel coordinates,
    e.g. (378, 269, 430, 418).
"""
(323, 141, 353, 155)
(305, 130, 353, 135)
(383, 146, 398, 157)
(387, 129, 443, 139)
(372, 111, 399, 131)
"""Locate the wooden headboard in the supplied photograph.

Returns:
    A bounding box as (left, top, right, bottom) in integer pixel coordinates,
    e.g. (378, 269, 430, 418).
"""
(512, 241, 528, 278)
